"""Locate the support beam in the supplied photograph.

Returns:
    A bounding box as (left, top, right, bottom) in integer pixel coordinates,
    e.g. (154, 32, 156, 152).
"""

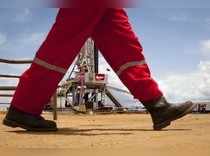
(0, 74, 20, 78)
(0, 94, 13, 97)
(94, 44, 99, 74)
(0, 103, 10, 105)
(105, 88, 122, 108)
(0, 86, 16, 91)
(0, 58, 32, 64)
(51, 92, 57, 120)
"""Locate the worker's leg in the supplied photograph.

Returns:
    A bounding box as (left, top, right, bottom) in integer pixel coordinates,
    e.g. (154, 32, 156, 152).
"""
(11, 8, 106, 116)
(91, 9, 195, 130)
(91, 9, 163, 102)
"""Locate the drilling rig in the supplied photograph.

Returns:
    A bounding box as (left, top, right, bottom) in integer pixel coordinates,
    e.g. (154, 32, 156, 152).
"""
(58, 39, 126, 113)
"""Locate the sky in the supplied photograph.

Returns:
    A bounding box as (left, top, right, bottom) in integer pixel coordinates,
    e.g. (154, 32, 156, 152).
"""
(0, 3, 210, 106)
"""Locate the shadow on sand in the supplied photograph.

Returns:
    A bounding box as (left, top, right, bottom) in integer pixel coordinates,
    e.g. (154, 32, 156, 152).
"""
(10, 127, 192, 136)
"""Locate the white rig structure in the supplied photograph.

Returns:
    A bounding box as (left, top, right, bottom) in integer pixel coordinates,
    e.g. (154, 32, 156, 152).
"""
(59, 39, 125, 113)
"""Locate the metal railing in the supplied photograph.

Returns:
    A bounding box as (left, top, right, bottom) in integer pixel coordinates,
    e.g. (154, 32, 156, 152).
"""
(0, 58, 57, 120)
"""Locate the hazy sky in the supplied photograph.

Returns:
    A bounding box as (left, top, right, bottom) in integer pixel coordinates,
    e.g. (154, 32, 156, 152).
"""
(0, 6, 210, 105)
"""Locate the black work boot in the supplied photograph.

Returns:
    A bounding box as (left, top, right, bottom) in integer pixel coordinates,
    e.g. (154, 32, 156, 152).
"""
(143, 97, 195, 130)
(3, 106, 58, 131)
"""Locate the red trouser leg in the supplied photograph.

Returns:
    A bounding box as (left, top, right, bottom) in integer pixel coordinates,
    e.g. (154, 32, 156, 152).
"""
(11, 8, 106, 116)
(91, 9, 163, 102)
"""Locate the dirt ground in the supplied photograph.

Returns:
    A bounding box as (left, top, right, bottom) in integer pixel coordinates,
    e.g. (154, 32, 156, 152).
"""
(0, 112, 210, 156)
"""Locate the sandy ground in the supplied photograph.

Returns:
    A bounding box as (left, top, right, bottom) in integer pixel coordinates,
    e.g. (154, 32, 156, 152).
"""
(0, 112, 210, 156)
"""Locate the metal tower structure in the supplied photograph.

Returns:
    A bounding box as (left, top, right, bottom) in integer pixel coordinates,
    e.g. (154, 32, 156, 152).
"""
(59, 39, 125, 113)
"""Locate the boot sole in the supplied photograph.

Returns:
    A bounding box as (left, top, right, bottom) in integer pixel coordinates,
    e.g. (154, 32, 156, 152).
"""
(3, 118, 58, 132)
(153, 103, 196, 130)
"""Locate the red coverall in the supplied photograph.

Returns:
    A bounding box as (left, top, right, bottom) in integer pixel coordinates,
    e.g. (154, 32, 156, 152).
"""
(11, 8, 163, 116)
